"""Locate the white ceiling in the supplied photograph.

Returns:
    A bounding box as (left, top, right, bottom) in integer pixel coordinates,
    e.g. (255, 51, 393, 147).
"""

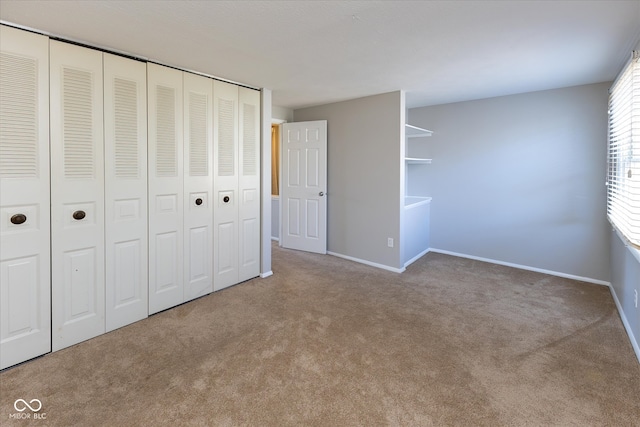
(1, 1, 639, 109)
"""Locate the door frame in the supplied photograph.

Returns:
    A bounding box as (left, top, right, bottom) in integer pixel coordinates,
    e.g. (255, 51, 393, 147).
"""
(271, 118, 286, 245)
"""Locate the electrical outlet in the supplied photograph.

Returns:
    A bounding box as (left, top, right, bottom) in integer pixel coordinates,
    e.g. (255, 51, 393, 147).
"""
(387, 238, 394, 248)
(635, 289, 638, 309)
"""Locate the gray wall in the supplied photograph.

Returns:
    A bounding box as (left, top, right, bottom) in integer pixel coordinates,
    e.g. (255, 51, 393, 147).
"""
(610, 230, 639, 358)
(294, 91, 404, 269)
(408, 83, 611, 282)
(273, 105, 294, 122)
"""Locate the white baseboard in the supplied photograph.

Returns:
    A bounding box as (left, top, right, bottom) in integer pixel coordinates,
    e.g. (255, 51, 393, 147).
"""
(428, 248, 611, 287)
(260, 271, 273, 278)
(404, 248, 430, 268)
(271, 237, 279, 242)
(327, 251, 405, 273)
(608, 285, 640, 364)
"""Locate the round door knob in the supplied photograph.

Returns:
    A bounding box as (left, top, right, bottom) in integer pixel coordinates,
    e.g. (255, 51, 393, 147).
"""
(195, 198, 203, 206)
(73, 210, 86, 220)
(10, 213, 27, 225)
(223, 196, 230, 203)
(319, 191, 324, 196)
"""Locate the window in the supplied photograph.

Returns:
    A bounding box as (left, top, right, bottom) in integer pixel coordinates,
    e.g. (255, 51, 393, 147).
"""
(607, 51, 640, 248)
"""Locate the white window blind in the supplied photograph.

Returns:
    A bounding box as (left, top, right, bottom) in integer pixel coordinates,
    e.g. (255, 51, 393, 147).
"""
(607, 51, 640, 248)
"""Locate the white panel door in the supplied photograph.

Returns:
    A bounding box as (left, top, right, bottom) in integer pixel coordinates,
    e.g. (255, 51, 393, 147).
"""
(213, 81, 239, 291)
(183, 72, 213, 301)
(50, 40, 105, 351)
(104, 53, 148, 331)
(0, 26, 51, 369)
(148, 63, 184, 314)
(238, 87, 261, 282)
(281, 121, 327, 254)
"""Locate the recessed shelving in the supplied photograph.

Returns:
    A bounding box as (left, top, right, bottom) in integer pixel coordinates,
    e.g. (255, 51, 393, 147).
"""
(405, 124, 433, 138)
(402, 123, 434, 266)
(405, 157, 432, 164)
(404, 196, 432, 208)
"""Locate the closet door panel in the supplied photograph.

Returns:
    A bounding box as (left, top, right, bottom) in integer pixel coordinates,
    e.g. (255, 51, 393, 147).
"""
(238, 87, 261, 282)
(213, 81, 239, 291)
(50, 40, 105, 351)
(0, 26, 51, 369)
(148, 63, 183, 314)
(104, 53, 148, 331)
(183, 73, 213, 301)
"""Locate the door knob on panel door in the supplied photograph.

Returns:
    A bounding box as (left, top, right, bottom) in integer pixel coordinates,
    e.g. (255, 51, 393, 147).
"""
(195, 198, 203, 206)
(319, 192, 324, 196)
(73, 210, 86, 220)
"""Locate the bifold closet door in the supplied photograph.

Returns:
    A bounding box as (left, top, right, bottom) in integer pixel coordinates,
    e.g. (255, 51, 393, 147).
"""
(0, 26, 51, 369)
(213, 80, 239, 291)
(183, 73, 213, 301)
(238, 88, 261, 282)
(104, 53, 148, 331)
(50, 40, 105, 351)
(148, 63, 184, 314)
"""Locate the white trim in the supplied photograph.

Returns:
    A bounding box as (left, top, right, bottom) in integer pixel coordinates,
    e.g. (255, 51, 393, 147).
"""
(260, 271, 273, 278)
(272, 118, 286, 124)
(271, 237, 279, 242)
(428, 248, 611, 287)
(608, 284, 640, 364)
(327, 251, 405, 273)
(404, 248, 430, 268)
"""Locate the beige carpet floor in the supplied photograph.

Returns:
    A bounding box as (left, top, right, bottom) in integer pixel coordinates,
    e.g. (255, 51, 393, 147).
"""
(1, 244, 639, 426)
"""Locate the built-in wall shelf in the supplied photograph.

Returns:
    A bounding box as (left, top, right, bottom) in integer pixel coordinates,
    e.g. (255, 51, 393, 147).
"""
(405, 124, 433, 138)
(402, 123, 433, 267)
(405, 157, 432, 164)
(404, 196, 432, 208)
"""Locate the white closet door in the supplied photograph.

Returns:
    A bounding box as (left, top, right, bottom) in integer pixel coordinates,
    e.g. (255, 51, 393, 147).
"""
(183, 73, 213, 301)
(0, 26, 51, 369)
(238, 87, 261, 282)
(213, 81, 239, 291)
(104, 54, 148, 331)
(148, 63, 184, 314)
(50, 40, 105, 351)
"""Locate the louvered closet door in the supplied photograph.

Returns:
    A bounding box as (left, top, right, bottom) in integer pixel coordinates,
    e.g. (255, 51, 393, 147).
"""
(213, 81, 239, 291)
(50, 40, 105, 351)
(238, 88, 261, 282)
(0, 26, 51, 369)
(183, 73, 213, 301)
(104, 54, 148, 331)
(148, 63, 184, 314)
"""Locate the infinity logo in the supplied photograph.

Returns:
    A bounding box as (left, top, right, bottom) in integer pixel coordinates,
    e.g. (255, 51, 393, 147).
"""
(14, 399, 42, 412)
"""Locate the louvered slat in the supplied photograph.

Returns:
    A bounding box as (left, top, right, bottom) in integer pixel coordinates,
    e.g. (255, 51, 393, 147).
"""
(0, 52, 38, 178)
(156, 85, 177, 177)
(114, 77, 138, 179)
(242, 102, 257, 176)
(217, 98, 235, 177)
(189, 92, 208, 177)
(63, 67, 94, 179)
